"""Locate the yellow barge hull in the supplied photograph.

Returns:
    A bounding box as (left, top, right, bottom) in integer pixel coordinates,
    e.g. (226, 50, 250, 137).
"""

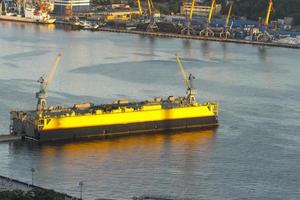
(11, 103, 218, 141)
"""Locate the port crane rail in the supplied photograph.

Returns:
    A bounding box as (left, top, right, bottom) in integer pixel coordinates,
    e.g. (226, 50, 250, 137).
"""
(36, 53, 62, 111)
(175, 53, 197, 105)
(200, 0, 216, 37)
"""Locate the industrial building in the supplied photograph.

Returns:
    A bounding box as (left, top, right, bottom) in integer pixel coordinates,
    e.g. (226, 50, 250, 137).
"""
(53, 0, 90, 14)
(180, 1, 221, 17)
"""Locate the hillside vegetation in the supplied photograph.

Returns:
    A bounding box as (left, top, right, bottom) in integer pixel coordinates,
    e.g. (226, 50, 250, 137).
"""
(156, 0, 300, 25)
(232, 0, 300, 25)
(97, 0, 300, 25)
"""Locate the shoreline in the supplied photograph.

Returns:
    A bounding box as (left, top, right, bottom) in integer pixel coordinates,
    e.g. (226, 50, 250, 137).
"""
(97, 27, 300, 49)
(1, 18, 299, 49)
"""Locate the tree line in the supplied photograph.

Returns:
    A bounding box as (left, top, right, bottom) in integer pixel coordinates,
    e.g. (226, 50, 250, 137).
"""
(231, 0, 300, 25)
(93, 0, 300, 25)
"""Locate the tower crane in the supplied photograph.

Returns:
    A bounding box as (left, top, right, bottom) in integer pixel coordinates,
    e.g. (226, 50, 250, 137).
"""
(36, 53, 62, 111)
(146, 0, 159, 32)
(199, 0, 216, 37)
(226, 1, 233, 29)
(181, 0, 196, 35)
(265, 0, 273, 27)
(257, 0, 273, 42)
(137, 0, 142, 16)
(175, 53, 197, 105)
(208, 0, 216, 24)
(220, 1, 234, 38)
(147, 0, 152, 16)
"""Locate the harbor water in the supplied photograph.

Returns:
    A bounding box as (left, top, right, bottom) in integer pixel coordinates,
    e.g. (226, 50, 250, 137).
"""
(0, 21, 299, 199)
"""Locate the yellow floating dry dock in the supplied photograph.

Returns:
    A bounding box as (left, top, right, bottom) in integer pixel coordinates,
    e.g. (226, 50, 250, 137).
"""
(10, 54, 218, 141)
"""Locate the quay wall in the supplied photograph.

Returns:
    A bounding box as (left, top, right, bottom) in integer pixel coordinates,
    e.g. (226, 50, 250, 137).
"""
(97, 28, 300, 49)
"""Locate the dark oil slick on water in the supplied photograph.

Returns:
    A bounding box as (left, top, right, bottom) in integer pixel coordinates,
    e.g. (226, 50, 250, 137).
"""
(0, 22, 299, 200)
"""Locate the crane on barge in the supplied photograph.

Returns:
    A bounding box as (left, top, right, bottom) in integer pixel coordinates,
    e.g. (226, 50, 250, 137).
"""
(175, 53, 196, 104)
(36, 53, 62, 111)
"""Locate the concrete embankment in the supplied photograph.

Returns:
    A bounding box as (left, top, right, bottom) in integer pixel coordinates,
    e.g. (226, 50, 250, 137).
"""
(0, 135, 21, 143)
(0, 175, 78, 199)
(98, 28, 300, 49)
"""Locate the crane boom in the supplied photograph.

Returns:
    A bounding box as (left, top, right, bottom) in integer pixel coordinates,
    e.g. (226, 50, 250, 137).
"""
(44, 53, 62, 92)
(226, 1, 233, 28)
(265, 0, 273, 26)
(149, 0, 154, 9)
(189, 0, 196, 21)
(36, 53, 62, 111)
(137, 0, 142, 16)
(147, 0, 152, 16)
(208, 0, 216, 24)
(176, 53, 191, 90)
(175, 53, 197, 105)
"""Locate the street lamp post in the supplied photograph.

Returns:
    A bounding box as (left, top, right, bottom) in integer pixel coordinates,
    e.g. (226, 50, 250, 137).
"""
(79, 181, 83, 199)
(30, 168, 35, 185)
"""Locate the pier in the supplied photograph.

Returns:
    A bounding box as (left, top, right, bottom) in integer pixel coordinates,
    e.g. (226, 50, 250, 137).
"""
(0, 15, 36, 23)
(98, 28, 300, 49)
(0, 135, 21, 143)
